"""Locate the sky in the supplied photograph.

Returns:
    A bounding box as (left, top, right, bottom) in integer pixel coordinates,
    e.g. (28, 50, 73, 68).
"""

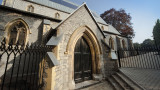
(0, 0, 160, 43)
(68, 0, 160, 43)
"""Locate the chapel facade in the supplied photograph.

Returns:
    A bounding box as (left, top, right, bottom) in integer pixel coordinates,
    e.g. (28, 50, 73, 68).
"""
(0, 0, 133, 89)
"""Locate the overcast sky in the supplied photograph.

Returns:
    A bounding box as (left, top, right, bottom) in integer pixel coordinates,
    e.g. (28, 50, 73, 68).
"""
(1, 0, 160, 43)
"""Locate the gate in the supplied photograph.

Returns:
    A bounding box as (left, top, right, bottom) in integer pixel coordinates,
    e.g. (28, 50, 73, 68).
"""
(117, 46, 160, 69)
(74, 37, 92, 83)
(0, 39, 52, 90)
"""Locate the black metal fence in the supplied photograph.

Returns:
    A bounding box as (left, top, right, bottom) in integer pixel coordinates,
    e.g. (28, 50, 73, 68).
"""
(117, 46, 160, 69)
(0, 39, 52, 90)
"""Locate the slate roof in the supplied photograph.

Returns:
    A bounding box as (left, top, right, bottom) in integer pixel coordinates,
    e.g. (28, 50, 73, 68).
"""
(50, 0, 79, 9)
(28, 0, 108, 25)
(28, 0, 75, 13)
(28, 0, 120, 35)
(108, 25, 121, 35)
(104, 25, 121, 35)
(91, 11, 121, 35)
(47, 52, 59, 66)
(46, 34, 63, 46)
(91, 11, 107, 25)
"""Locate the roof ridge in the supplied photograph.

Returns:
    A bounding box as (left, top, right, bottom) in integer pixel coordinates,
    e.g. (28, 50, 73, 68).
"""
(63, 0, 79, 7)
(53, 3, 105, 38)
(27, 0, 75, 13)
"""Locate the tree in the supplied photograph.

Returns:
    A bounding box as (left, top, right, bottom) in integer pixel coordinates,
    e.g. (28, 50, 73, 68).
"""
(153, 19, 160, 46)
(133, 42, 141, 48)
(100, 8, 134, 38)
(141, 39, 154, 47)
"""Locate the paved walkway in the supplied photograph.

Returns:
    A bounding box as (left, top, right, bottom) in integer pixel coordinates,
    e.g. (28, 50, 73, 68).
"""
(120, 68, 160, 90)
(79, 81, 114, 90)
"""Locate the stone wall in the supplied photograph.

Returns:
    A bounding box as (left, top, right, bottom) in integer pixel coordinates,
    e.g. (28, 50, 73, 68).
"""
(4, 0, 70, 20)
(0, 9, 44, 44)
(54, 5, 105, 89)
(116, 36, 122, 50)
(104, 33, 130, 51)
(0, 4, 133, 90)
(0, 8, 51, 82)
(105, 33, 118, 51)
(120, 36, 129, 49)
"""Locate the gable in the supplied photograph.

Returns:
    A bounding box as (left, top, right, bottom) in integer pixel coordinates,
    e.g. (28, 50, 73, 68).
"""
(55, 4, 105, 38)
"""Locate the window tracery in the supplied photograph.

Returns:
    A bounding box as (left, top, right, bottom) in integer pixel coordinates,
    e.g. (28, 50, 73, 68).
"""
(8, 21, 27, 45)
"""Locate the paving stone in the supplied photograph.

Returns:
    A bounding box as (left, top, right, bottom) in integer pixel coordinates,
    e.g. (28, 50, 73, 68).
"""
(79, 81, 114, 90)
(120, 68, 160, 90)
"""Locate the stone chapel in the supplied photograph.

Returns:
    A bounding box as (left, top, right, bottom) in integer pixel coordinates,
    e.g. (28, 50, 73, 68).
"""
(0, 0, 133, 89)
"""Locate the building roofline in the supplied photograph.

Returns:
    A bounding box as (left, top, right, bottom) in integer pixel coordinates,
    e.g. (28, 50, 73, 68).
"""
(63, 0, 79, 7)
(85, 4, 105, 38)
(103, 25, 121, 35)
(54, 3, 85, 29)
(55, 3, 105, 38)
(0, 5, 61, 22)
(25, 0, 73, 14)
(103, 31, 120, 35)
(103, 31, 128, 38)
(97, 22, 109, 26)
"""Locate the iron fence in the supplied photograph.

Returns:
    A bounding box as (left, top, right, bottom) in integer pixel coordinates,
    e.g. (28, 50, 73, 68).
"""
(0, 39, 52, 90)
(117, 46, 160, 69)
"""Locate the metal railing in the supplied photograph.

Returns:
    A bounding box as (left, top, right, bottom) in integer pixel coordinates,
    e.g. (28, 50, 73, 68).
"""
(0, 39, 52, 90)
(117, 46, 160, 69)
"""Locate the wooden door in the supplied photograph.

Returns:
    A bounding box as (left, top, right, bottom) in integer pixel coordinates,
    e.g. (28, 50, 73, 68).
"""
(74, 37, 92, 83)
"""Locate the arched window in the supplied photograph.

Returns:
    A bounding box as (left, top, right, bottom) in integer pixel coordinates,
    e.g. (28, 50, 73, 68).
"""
(109, 37, 114, 50)
(6, 20, 29, 45)
(122, 39, 126, 49)
(55, 13, 60, 19)
(101, 26, 104, 30)
(27, 5, 34, 12)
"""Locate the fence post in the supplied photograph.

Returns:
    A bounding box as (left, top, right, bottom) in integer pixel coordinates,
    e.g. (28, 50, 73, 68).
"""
(117, 50, 121, 68)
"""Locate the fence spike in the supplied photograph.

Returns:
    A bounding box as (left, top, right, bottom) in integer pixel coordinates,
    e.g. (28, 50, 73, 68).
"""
(0, 38, 6, 50)
(8, 39, 15, 50)
(30, 43, 33, 48)
(1, 38, 6, 45)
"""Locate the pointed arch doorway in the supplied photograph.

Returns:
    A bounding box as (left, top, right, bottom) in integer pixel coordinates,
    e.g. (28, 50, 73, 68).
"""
(65, 26, 102, 88)
(74, 36, 92, 83)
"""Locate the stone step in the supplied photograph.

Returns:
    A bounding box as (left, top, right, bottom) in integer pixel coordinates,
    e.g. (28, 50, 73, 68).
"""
(112, 74, 132, 90)
(107, 76, 123, 90)
(116, 72, 144, 90)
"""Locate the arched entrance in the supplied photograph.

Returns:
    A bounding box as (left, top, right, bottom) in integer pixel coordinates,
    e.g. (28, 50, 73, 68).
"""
(74, 37, 92, 83)
(65, 26, 102, 89)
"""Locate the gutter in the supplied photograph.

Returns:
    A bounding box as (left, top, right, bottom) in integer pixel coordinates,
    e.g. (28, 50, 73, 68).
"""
(0, 5, 61, 22)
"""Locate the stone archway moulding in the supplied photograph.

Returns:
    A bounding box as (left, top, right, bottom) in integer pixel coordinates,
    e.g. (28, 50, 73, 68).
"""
(65, 25, 102, 89)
